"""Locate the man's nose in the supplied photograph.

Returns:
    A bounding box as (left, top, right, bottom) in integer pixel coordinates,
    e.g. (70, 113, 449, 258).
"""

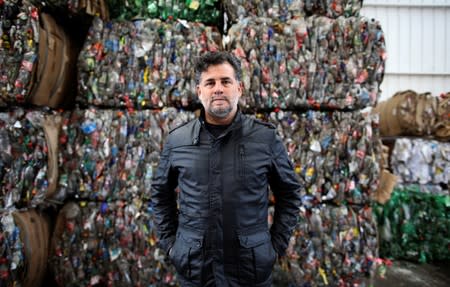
(213, 83, 224, 93)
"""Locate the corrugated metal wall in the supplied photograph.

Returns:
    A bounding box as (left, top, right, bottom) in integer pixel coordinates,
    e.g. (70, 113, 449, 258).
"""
(361, 0, 450, 101)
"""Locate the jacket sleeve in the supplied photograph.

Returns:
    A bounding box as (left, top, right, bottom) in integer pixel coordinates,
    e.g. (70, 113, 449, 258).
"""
(151, 137, 179, 255)
(269, 131, 302, 256)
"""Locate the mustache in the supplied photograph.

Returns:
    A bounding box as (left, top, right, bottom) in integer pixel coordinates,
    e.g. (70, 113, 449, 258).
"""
(211, 96, 229, 102)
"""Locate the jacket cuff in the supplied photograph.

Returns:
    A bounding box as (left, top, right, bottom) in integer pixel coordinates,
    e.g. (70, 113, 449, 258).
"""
(159, 235, 176, 256)
(270, 231, 288, 257)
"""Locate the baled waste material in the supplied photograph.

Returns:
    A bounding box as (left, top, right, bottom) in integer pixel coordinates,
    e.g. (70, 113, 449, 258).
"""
(106, 0, 222, 24)
(77, 16, 221, 109)
(226, 16, 386, 110)
(0, 209, 50, 287)
(390, 138, 449, 186)
(272, 203, 378, 287)
(0, 0, 40, 107)
(0, 108, 54, 209)
(374, 185, 450, 262)
(223, 0, 363, 22)
(55, 107, 196, 202)
(262, 110, 382, 206)
(372, 90, 441, 137)
(50, 199, 177, 287)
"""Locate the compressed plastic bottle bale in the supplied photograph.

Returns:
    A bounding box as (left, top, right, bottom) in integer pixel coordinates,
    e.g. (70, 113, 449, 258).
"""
(54, 107, 196, 202)
(0, 211, 25, 287)
(390, 138, 450, 186)
(77, 16, 221, 109)
(50, 199, 178, 286)
(373, 185, 450, 262)
(0, 209, 51, 287)
(0, 0, 40, 106)
(273, 203, 378, 286)
(105, 0, 221, 24)
(11, 209, 51, 287)
(303, 0, 363, 18)
(28, 0, 110, 20)
(258, 109, 382, 206)
(0, 108, 54, 209)
(226, 16, 386, 110)
(223, 0, 363, 23)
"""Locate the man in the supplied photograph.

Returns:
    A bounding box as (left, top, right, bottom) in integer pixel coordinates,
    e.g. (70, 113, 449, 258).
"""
(151, 51, 302, 286)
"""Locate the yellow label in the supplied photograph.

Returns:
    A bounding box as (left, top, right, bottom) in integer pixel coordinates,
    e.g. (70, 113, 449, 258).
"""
(189, 0, 200, 10)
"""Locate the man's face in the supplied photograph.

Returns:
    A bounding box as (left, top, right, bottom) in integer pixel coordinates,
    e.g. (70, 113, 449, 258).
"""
(196, 62, 242, 125)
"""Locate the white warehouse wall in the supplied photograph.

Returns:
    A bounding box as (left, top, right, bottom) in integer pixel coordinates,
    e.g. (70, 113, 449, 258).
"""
(361, 0, 450, 101)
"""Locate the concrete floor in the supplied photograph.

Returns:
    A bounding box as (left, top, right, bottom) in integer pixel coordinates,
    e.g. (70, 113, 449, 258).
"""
(41, 259, 449, 286)
(371, 260, 449, 287)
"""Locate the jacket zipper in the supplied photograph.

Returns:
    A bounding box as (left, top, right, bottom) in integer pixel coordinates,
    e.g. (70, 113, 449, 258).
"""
(239, 145, 245, 178)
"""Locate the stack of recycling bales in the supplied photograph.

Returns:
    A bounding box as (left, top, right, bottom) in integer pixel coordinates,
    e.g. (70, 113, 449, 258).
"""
(0, 1, 74, 286)
(0, 95, 55, 287)
(47, 2, 222, 286)
(261, 111, 382, 286)
(223, 1, 386, 286)
(373, 90, 450, 262)
(1, 0, 82, 110)
(1, 1, 388, 286)
(372, 91, 449, 263)
(45, 107, 196, 286)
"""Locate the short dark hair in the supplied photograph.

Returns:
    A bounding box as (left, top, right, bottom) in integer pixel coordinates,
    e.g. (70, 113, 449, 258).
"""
(194, 51, 242, 84)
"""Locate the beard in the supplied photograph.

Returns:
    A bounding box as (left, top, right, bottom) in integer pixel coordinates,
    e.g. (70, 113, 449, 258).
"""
(207, 95, 240, 119)
(208, 104, 233, 118)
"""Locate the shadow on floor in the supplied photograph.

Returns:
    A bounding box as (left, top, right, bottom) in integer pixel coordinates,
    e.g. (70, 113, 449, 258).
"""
(371, 260, 450, 287)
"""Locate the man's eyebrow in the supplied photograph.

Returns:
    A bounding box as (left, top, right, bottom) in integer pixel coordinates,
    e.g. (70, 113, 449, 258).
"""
(204, 76, 233, 82)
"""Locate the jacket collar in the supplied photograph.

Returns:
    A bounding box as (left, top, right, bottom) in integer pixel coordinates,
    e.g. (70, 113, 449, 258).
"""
(193, 107, 243, 144)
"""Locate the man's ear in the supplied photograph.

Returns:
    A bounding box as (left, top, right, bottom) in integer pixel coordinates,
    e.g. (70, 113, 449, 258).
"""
(196, 84, 201, 97)
(238, 81, 244, 97)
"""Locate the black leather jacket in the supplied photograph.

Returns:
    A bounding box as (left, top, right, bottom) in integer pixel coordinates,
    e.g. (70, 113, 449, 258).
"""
(152, 110, 302, 286)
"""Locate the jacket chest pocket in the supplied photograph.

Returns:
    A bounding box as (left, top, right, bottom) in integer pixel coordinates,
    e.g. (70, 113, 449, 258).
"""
(234, 142, 270, 184)
(236, 144, 246, 180)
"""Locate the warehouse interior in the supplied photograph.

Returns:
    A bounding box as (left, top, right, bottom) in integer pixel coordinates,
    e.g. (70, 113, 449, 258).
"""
(0, 0, 448, 287)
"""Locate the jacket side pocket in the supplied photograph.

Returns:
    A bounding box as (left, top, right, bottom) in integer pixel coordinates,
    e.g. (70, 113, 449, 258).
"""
(237, 230, 276, 284)
(171, 227, 204, 283)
